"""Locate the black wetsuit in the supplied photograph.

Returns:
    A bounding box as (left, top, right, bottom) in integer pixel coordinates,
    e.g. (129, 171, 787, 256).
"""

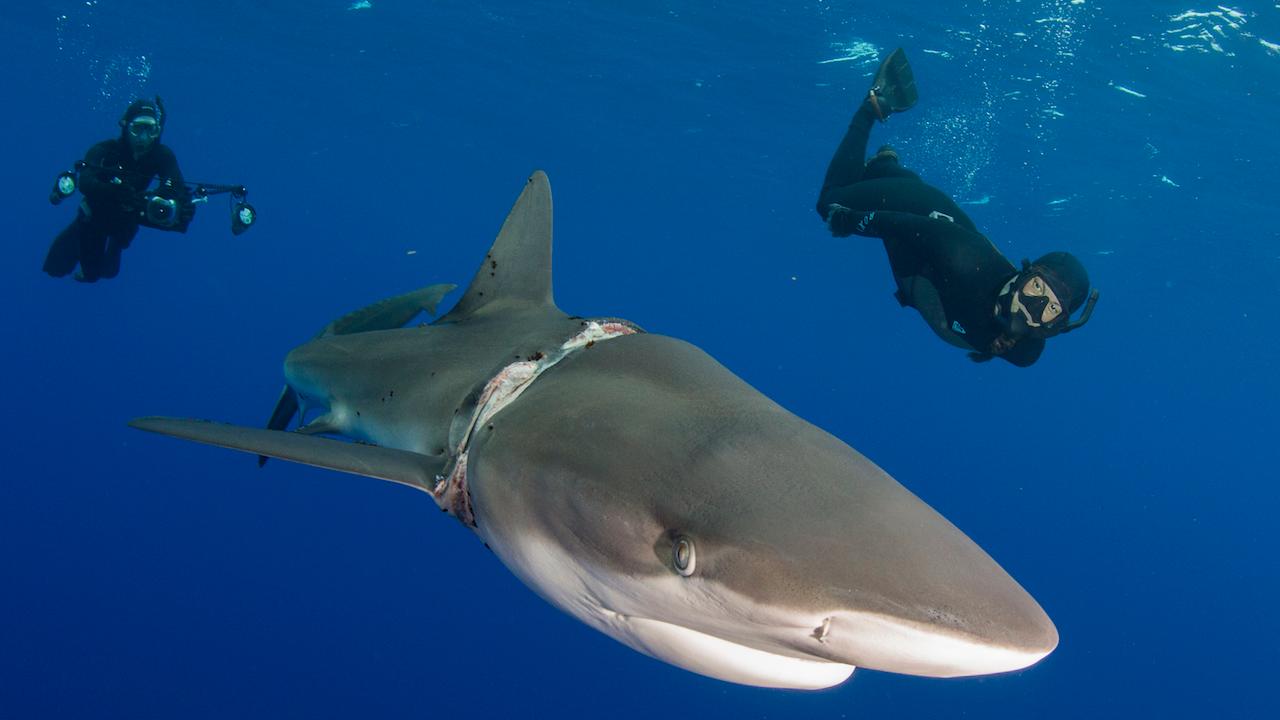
(816, 101, 1043, 367)
(43, 137, 187, 282)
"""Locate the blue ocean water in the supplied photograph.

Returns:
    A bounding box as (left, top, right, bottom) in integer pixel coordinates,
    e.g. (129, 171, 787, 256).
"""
(3, 0, 1278, 717)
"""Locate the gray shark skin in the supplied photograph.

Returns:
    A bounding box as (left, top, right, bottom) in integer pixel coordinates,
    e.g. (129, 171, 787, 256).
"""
(259, 282, 457, 465)
(130, 171, 1057, 690)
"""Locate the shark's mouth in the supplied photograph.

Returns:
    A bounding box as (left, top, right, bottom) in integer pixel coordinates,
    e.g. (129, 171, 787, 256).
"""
(608, 613, 857, 690)
(433, 319, 639, 525)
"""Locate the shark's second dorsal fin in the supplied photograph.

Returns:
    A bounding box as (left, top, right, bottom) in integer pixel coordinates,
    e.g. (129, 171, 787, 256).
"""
(439, 171, 554, 323)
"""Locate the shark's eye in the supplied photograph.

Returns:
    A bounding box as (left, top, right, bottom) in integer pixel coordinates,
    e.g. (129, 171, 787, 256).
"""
(673, 535, 696, 577)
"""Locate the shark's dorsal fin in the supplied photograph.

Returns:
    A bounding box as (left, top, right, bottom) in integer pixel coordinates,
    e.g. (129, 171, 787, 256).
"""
(439, 171, 554, 323)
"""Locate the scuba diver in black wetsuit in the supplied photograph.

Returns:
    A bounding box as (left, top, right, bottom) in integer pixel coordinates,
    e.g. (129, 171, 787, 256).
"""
(816, 49, 1099, 367)
(43, 97, 195, 283)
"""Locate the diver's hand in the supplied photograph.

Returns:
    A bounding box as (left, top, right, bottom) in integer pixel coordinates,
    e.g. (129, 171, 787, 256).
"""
(825, 203, 870, 237)
(178, 197, 196, 225)
(825, 203, 850, 236)
(168, 197, 197, 232)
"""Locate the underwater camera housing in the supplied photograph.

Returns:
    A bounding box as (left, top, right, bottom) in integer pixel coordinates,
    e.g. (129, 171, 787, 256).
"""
(144, 193, 180, 228)
(140, 179, 189, 230)
(49, 160, 256, 235)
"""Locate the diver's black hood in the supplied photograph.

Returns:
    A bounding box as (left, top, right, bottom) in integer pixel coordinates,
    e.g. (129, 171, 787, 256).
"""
(1029, 251, 1090, 315)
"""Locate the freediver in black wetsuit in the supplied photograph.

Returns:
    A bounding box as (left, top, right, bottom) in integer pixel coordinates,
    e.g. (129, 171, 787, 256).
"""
(43, 97, 194, 283)
(816, 49, 1099, 367)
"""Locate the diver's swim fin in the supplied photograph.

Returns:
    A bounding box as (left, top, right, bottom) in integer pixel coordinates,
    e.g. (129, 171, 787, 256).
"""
(869, 48, 918, 120)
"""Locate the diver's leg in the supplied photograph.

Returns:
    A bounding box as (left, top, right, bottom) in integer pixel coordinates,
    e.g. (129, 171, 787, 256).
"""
(862, 147, 923, 182)
(42, 217, 85, 277)
(99, 224, 139, 280)
(816, 100, 880, 216)
(823, 161, 980, 235)
(75, 222, 110, 283)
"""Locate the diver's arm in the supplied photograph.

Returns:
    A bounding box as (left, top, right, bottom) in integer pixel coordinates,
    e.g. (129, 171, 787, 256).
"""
(77, 142, 132, 203)
(155, 145, 186, 187)
(999, 337, 1044, 367)
(155, 145, 195, 232)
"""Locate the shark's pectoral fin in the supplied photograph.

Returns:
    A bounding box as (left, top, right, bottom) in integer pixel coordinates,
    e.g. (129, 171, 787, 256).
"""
(130, 417, 444, 493)
(264, 386, 300, 431)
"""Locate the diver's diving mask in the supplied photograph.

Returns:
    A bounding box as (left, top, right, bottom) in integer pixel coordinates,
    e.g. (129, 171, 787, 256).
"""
(1011, 274, 1063, 329)
(128, 118, 160, 141)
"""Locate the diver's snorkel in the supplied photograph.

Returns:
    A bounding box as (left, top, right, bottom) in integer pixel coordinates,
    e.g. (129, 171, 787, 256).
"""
(1056, 288, 1099, 335)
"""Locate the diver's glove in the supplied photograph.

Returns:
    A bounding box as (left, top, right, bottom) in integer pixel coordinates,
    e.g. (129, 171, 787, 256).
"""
(825, 203, 874, 238)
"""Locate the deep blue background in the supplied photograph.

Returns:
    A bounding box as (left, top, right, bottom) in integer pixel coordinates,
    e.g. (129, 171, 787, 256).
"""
(3, 1, 1278, 718)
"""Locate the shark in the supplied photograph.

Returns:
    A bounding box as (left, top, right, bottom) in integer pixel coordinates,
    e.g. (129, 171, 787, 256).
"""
(130, 171, 1057, 690)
